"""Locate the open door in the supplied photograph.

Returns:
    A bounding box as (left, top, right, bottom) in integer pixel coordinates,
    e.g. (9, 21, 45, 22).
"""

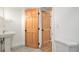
(25, 8, 39, 48)
(41, 11, 52, 52)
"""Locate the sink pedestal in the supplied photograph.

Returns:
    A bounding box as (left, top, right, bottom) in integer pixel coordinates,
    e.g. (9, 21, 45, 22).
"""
(5, 37, 13, 52)
(0, 38, 5, 52)
(0, 32, 15, 52)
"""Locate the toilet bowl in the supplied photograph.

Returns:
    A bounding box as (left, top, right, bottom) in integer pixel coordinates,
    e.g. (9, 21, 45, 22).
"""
(54, 39, 79, 52)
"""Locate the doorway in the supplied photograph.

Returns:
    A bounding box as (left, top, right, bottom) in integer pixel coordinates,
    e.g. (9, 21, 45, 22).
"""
(41, 10, 52, 52)
(25, 8, 53, 51)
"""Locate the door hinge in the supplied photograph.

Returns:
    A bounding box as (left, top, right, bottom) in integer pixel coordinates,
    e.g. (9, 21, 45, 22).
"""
(25, 30, 27, 32)
(38, 42, 40, 45)
(42, 29, 44, 31)
(38, 28, 40, 30)
(38, 12, 40, 15)
(50, 27, 51, 29)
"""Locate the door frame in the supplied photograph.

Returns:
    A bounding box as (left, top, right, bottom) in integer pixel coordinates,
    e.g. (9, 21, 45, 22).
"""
(40, 7, 54, 51)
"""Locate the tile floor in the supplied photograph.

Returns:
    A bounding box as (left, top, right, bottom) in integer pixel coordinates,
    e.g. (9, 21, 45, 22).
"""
(11, 46, 43, 52)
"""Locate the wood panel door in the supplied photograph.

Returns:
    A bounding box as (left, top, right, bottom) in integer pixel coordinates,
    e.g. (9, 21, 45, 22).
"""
(25, 8, 39, 48)
(41, 11, 52, 52)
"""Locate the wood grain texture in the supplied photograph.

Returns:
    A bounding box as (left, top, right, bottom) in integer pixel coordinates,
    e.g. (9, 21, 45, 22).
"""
(41, 11, 52, 52)
(25, 8, 39, 48)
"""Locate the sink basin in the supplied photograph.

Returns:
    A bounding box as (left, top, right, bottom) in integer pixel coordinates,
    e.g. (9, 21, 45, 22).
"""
(0, 32, 15, 39)
(4, 32, 15, 38)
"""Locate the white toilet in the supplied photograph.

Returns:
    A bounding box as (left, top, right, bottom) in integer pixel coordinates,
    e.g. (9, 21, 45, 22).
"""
(54, 39, 79, 52)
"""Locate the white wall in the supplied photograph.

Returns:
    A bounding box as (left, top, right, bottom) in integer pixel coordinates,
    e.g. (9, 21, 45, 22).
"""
(54, 7, 79, 43)
(0, 8, 4, 33)
(4, 8, 24, 47)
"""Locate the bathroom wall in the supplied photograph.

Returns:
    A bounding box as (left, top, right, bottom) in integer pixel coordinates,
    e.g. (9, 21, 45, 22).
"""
(54, 7, 79, 43)
(0, 17, 4, 34)
(0, 8, 4, 33)
(4, 8, 24, 47)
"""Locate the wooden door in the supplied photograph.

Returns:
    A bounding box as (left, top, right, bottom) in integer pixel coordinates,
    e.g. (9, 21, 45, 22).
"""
(25, 8, 39, 48)
(41, 11, 52, 52)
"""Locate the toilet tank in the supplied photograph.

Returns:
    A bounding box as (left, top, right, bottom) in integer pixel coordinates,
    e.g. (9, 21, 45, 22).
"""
(55, 39, 79, 52)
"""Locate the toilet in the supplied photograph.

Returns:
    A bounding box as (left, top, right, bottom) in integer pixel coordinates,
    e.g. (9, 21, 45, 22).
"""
(54, 39, 79, 52)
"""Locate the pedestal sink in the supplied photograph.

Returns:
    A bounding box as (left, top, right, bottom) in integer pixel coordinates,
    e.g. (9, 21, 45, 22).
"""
(0, 32, 15, 38)
(0, 32, 15, 52)
(3, 32, 15, 38)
